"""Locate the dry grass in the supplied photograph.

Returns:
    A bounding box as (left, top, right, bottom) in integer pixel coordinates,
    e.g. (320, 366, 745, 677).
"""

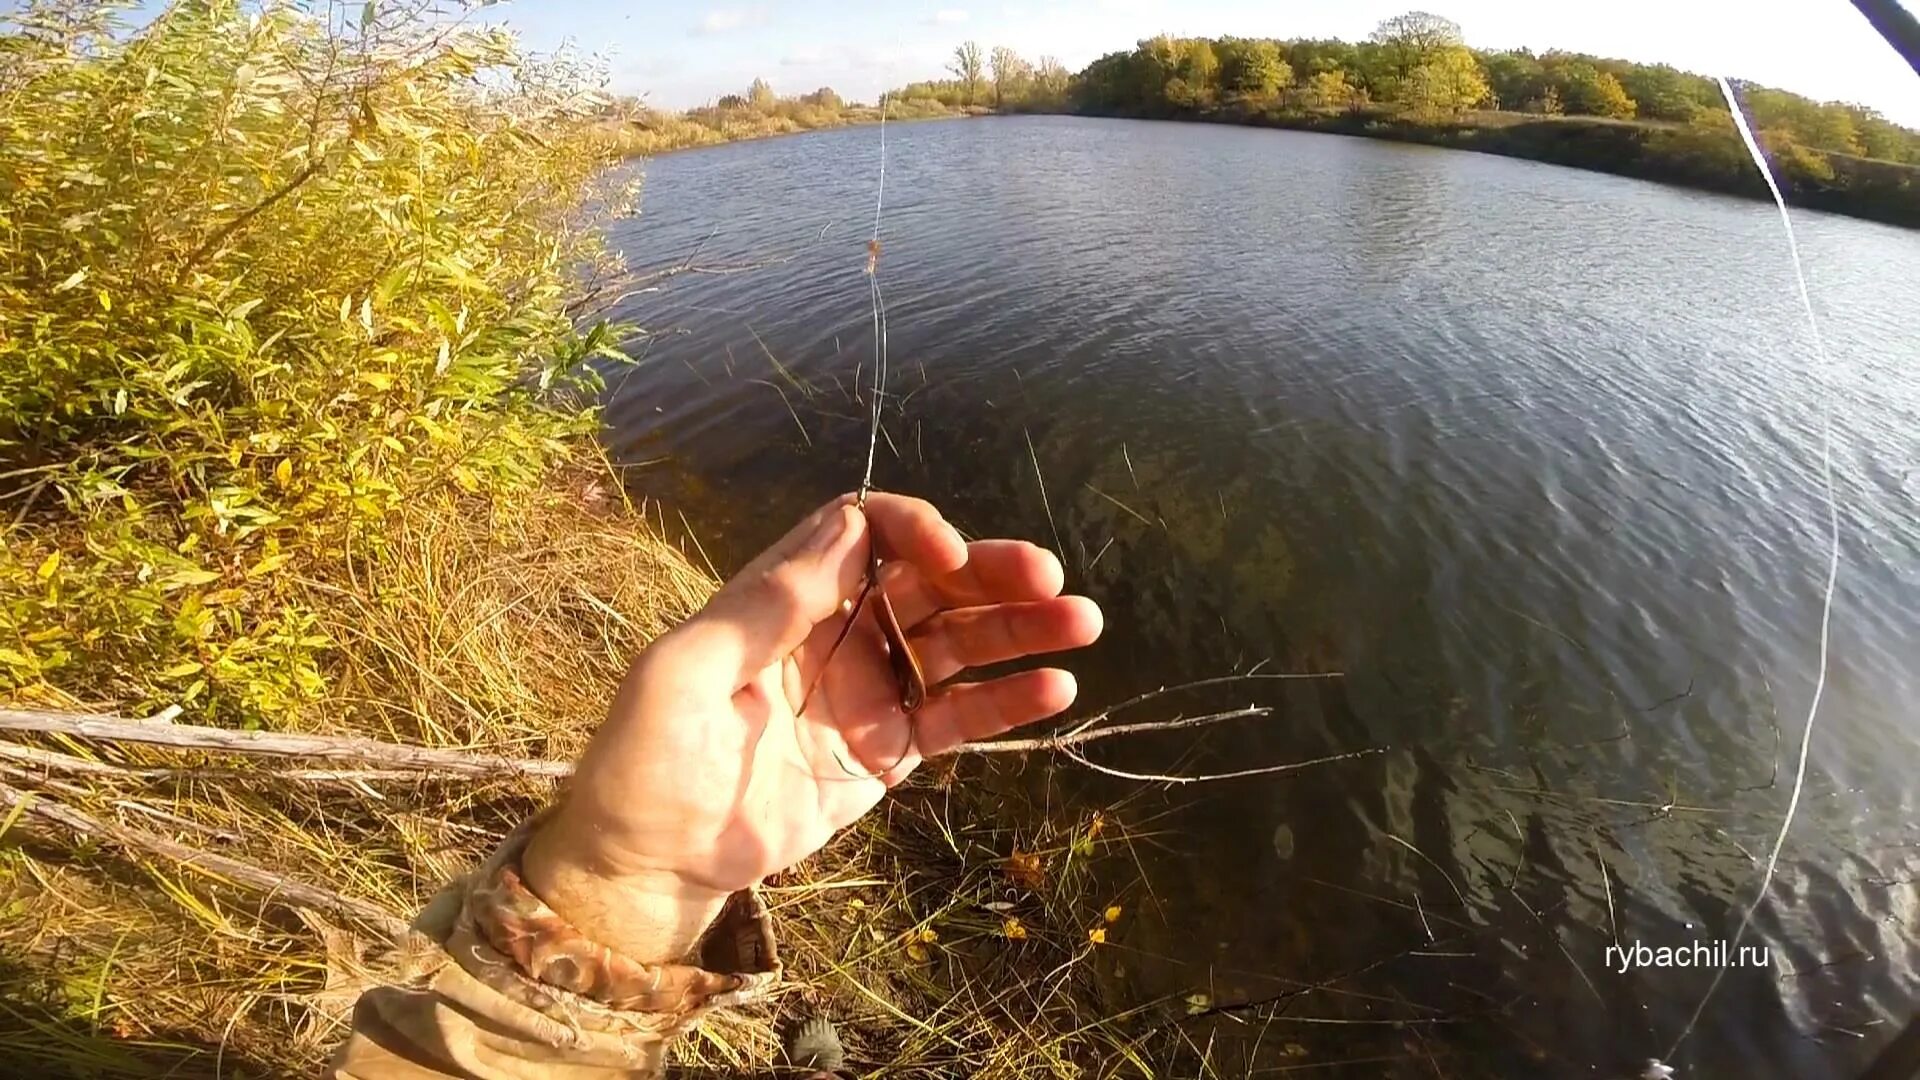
(0, 456, 1148, 1078)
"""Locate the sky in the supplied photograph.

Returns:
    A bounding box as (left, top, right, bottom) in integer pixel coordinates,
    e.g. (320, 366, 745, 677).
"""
(492, 0, 1920, 126)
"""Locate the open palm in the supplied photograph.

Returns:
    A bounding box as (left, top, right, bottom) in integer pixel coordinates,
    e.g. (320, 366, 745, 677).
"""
(523, 493, 1101, 958)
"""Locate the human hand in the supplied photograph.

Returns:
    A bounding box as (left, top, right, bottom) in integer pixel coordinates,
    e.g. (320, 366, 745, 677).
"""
(522, 492, 1103, 961)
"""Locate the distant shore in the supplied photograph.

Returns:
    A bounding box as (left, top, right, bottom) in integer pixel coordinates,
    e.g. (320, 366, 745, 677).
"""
(1045, 104, 1920, 230)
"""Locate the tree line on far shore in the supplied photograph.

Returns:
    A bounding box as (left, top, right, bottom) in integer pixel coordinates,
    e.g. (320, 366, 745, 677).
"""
(893, 11, 1920, 170)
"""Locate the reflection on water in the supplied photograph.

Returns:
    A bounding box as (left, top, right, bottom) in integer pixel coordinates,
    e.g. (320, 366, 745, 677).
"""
(601, 115, 1920, 1076)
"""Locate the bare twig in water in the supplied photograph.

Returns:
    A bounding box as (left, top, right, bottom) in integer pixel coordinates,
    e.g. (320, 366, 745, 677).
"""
(0, 780, 410, 941)
(1383, 832, 1469, 909)
(747, 378, 812, 447)
(1084, 483, 1152, 527)
(1086, 536, 1116, 571)
(1595, 831, 1621, 955)
(1024, 427, 1063, 562)
(1062, 745, 1383, 786)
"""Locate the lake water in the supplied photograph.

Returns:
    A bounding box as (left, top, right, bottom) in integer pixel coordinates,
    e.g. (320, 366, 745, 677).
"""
(601, 115, 1920, 1077)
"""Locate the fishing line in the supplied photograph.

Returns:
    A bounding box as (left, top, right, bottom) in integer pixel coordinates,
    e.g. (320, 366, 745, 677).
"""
(1659, 75, 1843, 1067)
(857, 89, 890, 506)
(800, 87, 916, 783)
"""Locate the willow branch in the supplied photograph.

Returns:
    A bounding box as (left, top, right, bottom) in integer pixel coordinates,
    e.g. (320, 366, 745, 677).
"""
(0, 780, 411, 941)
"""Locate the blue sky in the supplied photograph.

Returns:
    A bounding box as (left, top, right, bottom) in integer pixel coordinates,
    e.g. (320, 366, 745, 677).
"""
(496, 0, 1920, 125)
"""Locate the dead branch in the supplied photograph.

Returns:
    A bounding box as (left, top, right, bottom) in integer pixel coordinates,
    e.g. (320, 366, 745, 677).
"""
(2, 673, 1353, 786)
(0, 744, 448, 786)
(0, 779, 411, 941)
(0, 708, 569, 777)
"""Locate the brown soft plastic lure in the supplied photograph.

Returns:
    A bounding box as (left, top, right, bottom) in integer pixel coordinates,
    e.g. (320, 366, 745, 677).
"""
(868, 558, 926, 714)
(797, 536, 926, 720)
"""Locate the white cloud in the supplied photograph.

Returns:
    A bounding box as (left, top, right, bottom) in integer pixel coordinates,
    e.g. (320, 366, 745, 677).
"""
(694, 8, 766, 35)
(782, 46, 826, 67)
(927, 8, 970, 25)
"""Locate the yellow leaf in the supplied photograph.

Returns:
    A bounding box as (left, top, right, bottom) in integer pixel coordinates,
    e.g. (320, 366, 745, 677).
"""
(160, 568, 221, 589)
(97, 289, 111, 312)
(55, 268, 87, 292)
(274, 458, 293, 488)
(247, 553, 292, 578)
(1184, 993, 1211, 1015)
(359, 371, 393, 391)
(905, 942, 929, 963)
(1103, 905, 1124, 923)
(159, 661, 203, 678)
(0, 648, 34, 668)
(202, 588, 247, 606)
(35, 552, 60, 580)
(917, 927, 938, 943)
(450, 464, 479, 493)
(1088, 927, 1107, 945)
(380, 435, 405, 453)
(359, 296, 374, 332)
(1002, 918, 1027, 941)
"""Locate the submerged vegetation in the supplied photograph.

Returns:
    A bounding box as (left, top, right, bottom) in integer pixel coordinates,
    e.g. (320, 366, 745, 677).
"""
(898, 12, 1920, 227)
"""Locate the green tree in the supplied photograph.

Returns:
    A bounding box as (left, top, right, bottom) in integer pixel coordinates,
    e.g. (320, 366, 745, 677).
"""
(1620, 64, 1703, 122)
(949, 41, 985, 106)
(1217, 37, 1290, 98)
(1480, 49, 1543, 111)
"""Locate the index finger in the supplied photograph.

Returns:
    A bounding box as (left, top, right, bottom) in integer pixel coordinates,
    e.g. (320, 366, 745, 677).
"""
(857, 491, 969, 577)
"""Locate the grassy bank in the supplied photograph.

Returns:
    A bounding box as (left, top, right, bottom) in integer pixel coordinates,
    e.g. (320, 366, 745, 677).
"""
(0, 4, 1131, 1076)
(607, 90, 975, 158)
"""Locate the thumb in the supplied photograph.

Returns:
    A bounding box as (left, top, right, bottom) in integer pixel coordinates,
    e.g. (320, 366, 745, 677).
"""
(669, 503, 868, 687)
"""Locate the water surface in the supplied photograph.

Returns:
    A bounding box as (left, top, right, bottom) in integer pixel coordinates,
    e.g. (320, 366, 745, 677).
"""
(602, 115, 1920, 1077)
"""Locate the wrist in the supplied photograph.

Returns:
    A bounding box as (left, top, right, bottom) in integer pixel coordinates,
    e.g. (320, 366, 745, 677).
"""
(521, 816, 731, 964)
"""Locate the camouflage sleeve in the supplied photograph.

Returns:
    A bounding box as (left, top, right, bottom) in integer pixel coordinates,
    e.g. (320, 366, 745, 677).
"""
(329, 816, 781, 1079)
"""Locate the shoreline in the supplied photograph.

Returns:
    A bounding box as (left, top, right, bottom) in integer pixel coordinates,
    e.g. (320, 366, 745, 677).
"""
(1166, 106, 1920, 229)
(624, 104, 1920, 229)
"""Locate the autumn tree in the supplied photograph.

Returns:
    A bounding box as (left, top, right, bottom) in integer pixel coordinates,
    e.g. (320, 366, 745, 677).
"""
(990, 45, 1033, 108)
(1034, 55, 1070, 99)
(949, 41, 985, 105)
(1303, 69, 1364, 112)
(1398, 47, 1488, 117)
(1370, 11, 1464, 78)
(1180, 37, 1220, 95)
(746, 77, 776, 110)
(1555, 63, 1635, 119)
